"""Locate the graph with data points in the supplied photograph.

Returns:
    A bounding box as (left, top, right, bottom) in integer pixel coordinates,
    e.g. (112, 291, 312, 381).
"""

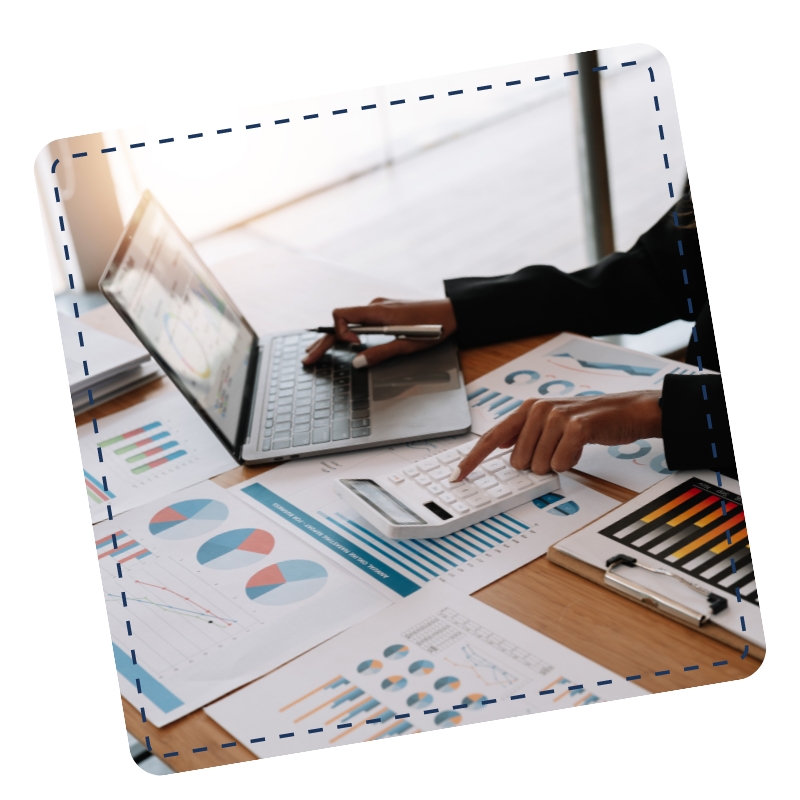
(206, 584, 648, 759)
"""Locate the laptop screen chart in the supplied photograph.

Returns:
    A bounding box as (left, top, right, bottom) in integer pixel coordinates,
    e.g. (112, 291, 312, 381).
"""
(598, 478, 755, 603)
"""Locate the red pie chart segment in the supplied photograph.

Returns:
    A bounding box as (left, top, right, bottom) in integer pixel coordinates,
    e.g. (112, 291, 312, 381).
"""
(196, 528, 275, 569)
(246, 560, 328, 605)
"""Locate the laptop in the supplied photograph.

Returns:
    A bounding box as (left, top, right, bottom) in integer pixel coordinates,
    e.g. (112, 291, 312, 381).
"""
(99, 191, 471, 465)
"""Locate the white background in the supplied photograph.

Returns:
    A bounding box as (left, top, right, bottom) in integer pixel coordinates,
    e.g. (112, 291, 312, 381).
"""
(2, 1, 793, 797)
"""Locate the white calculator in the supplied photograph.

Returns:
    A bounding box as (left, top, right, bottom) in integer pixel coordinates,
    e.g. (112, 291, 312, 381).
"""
(332, 441, 560, 539)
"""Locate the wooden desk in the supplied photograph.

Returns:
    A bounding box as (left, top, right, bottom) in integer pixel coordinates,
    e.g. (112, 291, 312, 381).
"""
(79, 320, 759, 772)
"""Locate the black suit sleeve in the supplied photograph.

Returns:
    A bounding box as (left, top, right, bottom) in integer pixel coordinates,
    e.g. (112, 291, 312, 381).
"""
(444, 197, 737, 478)
(444, 203, 706, 351)
(661, 374, 737, 479)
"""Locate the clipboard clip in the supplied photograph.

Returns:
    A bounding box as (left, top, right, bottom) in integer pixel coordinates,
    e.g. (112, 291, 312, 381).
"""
(604, 554, 728, 628)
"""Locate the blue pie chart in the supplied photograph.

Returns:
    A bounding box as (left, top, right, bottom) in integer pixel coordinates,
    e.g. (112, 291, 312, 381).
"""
(149, 499, 229, 539)
(434, 676, 461, 692)
(407, 692, 434, 708)
(435, 710, 463, 727)
(196, 528, 275, 569)
(245, 560, 328, 605)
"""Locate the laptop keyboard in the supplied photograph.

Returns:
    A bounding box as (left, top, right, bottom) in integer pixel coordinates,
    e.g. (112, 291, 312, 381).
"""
(261, 333, 370, 452)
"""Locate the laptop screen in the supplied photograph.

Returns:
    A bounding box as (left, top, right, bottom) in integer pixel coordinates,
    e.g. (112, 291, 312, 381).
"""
(100, 191, 257, 450)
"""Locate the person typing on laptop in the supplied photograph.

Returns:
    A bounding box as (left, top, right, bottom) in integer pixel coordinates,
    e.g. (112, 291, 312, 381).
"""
(303, 184, 737, 481)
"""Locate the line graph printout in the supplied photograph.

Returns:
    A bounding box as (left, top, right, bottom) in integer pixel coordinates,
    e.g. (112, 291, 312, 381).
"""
(465, 333, 703, 492)
(78, 395, 237, 523)
(232, 435, 619, 600)
(93, 480, 389, 726)
(206, 583, 647, 758)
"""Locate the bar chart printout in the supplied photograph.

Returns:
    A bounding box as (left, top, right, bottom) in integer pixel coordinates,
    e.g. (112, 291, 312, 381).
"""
(78, 396, 236, 522)
(233, 440, 618, 599)
(598, 477, 755, 603)
(205, 583, 648, 758)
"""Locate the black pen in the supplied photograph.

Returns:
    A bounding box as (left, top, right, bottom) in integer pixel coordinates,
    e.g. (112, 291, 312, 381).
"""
(307, 324, 443, 340)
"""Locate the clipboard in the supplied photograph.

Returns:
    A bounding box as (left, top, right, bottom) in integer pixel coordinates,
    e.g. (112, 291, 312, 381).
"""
(547, 471, 765, 660)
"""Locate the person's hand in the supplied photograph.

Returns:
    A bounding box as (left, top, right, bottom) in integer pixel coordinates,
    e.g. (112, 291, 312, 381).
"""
(302, 298, 457, 368)
(452, 391, 663, 481)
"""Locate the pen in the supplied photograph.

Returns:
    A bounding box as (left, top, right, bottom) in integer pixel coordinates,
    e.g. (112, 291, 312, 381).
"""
(307, 324, 443, 340)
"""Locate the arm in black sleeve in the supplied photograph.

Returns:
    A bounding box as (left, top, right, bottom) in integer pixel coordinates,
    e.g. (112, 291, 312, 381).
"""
(444, 200, 707, 350)
(661, 373, 737, 479)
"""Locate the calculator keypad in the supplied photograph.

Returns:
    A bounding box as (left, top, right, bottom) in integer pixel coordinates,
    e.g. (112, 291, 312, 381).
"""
(390, 441, 551, 519)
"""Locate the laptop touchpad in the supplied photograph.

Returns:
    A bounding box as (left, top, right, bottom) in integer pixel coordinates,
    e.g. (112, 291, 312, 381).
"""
(370, 346, 454, 402)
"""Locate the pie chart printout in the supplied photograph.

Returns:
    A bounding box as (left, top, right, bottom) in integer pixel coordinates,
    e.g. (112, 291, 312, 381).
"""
(384, 644, 410, 660)
(382, 676, 408, 692)
(196, 528, 275, 569)
(409, 660, 434, 675)
(407, 692, 434, 709)
(357, 660, 382, 675)
(149, 499, 229, 539)
(463, 693, 488, 708)
(245, 560, 328, 606)
(434, 676, 461, 692)
(435, 710, 463, 727)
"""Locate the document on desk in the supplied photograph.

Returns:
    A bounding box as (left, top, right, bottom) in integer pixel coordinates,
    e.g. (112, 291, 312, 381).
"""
(231, 435, 619, 600)
(465, 333, 703, 493)
(205, 582, 648, 758)
(78, 395, 237, 523)
(551, 471, 765, 651)
(93, 480, 389, 727)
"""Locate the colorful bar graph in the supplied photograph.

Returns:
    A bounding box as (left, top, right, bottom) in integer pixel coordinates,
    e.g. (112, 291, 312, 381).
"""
(131, 449, 187, 475)
(98, 421, 162, 448)
(84, 470, 115, 504)
(96, 530, 152, 562)
(114, 430, 170, 455)
(599, 478, 754, 602)
(126, 441, 179, 463)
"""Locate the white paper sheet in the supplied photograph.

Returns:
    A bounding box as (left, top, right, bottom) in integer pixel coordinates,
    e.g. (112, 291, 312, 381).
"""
(79, 394, 238, 523)
(465, 332, 703, 492)
(93, 480, 389, 726)
(59, 312, 150, 393)
(205, 582, 648, 757)
(231, 435, 619, 599)
(552, 471, 765, 649)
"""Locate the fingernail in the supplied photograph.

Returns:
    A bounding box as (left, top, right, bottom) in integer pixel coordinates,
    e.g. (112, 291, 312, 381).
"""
(449, 467, 462, 483)
(352, 354, 367, 369)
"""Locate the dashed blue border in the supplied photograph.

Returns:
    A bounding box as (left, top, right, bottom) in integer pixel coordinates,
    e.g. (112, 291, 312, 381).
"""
(52, 56, 755, 766)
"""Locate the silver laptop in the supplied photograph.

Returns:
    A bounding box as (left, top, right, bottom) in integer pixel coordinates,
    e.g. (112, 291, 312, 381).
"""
(99, 191, 471, 464)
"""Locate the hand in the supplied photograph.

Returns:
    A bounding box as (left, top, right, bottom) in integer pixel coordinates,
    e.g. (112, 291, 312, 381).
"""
(302, 298, 458, 368)
(452, 391, 663, 480)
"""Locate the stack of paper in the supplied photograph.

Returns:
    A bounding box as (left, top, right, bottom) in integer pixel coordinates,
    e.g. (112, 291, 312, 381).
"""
(58, 313, 163, 414)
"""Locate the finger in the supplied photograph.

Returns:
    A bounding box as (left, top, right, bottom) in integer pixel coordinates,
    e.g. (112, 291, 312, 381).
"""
(352, 337, 424, 368)
(509, 402, 549, 470)
(529, 410, 566, 474)
(301, 334, 336, 365)
(550, 424, 586, 472)
(452, 407, 529, 481)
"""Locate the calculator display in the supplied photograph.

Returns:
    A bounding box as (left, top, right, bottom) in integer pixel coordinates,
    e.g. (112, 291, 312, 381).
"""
(342, 480, 426, 525)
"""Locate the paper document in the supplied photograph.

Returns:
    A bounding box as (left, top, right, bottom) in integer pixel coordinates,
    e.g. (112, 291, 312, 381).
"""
(59, 312, 150, 393)
(94, 481, 389, 726)
(205, 582, 648, 757)
(232, 435, 619, 599)
(465, 333, 703, 492)
(78, 395, 237, 523)
(552, 471, 764, 649)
